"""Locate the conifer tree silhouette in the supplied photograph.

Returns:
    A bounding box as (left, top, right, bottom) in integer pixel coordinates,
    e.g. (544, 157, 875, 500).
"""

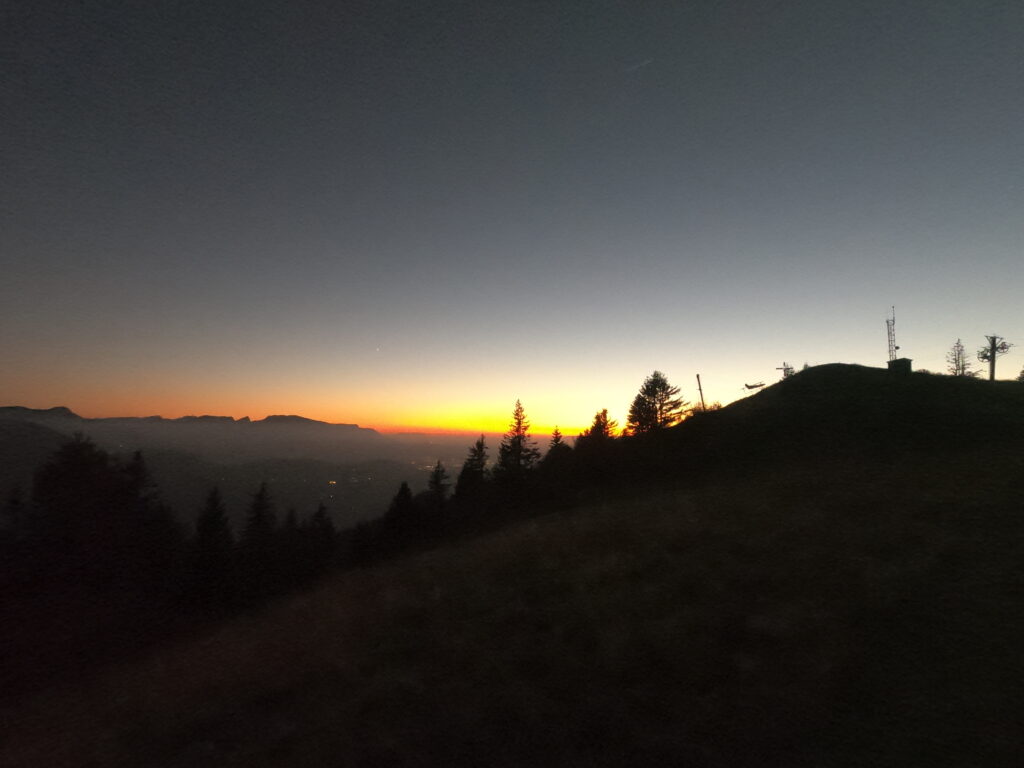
(428, 460, 450, 504)
(626, 371, 688, 434)
(493, 400, 540, 484)
(307, 502, 337, 570)
(30, 435, 180, 588)
(388, 481, 415, 518)
(576, 409, 618, 447)
(239, 482, 278, 599)
(191, 487, 234, 605)
(946, 339, 976, 377)
(455, 435, 488, 499)
(309, 502, 336, 539)
(241, 482, 276, 552)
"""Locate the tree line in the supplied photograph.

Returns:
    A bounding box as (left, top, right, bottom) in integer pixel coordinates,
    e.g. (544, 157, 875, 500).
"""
(0, 370, 695, 629)
(6, 361, 1017, 698)
(0, 437, 339, 617)
(349, 371, 707, 559)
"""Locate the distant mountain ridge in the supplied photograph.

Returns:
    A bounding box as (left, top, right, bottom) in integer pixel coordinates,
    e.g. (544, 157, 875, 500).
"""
(0, 406, 369, 430)
(0, 405, 478, 523)
(0, 405, 381, 466)
(0, 407, 416, 527)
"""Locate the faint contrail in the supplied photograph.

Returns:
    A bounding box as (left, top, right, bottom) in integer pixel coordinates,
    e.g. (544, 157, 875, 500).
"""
(624, 58, 654, 72)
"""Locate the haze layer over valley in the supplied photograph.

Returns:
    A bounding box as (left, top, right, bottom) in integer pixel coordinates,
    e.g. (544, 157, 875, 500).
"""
(0, 406, 482, 526)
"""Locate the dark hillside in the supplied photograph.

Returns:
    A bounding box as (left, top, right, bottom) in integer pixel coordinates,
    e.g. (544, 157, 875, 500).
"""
(0, 420, 66, 503)
(2, 455, 1019, 767)
(664, 364, 1024, 471)
(1, 366, 1021, 766)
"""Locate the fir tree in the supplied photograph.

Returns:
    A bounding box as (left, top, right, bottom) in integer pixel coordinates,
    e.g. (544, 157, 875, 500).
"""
(31, 435, 180, 588)
(194, 487, 233, 560)
(626, 371, 688, 434)
(309, 502, 336, 539)
(427, 460, 450, 504)
(241, 482, 277, 552)
(493, 400, 540, 484)
(543, 426, 572, 463)
(455, 435, 488, 499)
(305, 502, 338, 574)
(191, 487, 234, 604)
(387, 481, 415, 521)
(946, 339, 976, 377)
(238, 482, 278, 599)
(575, 409, 618, 449)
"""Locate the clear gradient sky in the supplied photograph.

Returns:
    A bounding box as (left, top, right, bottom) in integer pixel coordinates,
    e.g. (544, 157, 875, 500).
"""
(3, 1, 1022, 433)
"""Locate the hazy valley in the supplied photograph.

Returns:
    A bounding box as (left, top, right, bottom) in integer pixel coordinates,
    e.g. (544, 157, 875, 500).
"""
(0, 407, 487, 527)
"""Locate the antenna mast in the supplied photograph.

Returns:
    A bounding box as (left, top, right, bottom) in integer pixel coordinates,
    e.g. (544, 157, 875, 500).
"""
(886, 306, 898, 362)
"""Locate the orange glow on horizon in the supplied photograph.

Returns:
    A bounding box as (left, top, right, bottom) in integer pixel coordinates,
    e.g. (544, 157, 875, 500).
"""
(16, 397, 591, 437)
(7, 364, 749, 439)
(370, 417, 593, 436)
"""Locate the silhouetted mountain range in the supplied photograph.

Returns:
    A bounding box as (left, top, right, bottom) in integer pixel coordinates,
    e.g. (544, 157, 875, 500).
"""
(0, 407, 471, 527)
(0, 406, 380, 462)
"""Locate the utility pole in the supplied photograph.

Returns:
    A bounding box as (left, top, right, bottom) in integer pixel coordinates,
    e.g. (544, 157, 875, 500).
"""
(696, 374, 706, 412)
(978, 335, 1011, 381)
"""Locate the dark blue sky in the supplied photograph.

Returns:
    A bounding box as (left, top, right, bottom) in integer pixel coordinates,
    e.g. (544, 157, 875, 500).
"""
(3, 0, 1022, 430)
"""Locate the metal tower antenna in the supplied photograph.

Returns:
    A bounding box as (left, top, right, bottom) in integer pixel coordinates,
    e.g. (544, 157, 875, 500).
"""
(886, 306, 899, 362)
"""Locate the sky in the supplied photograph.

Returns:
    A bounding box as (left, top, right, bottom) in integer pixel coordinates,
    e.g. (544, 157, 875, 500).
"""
(3, 0, 1022, 434)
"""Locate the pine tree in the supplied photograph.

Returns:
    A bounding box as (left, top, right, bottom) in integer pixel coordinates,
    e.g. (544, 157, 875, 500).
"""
(194, 487, 233, 559)
(575, 409, 618, 449)
(191, 487, 234, 604)
(493, 400, 540, 484)
(538, 426, 573, 487)
(238, 482, 278, 599)
(124, 450, 154, 502)
(544, 427, 572, 461)
(946, 339, 976, 377)
(309, 502, 336, 538)
(306, 502, 337, 573)
(427, 461, 450, 504)
(626, 371, 688, 434)
(387, 481, 415, 521)
(31, 435, 180, 588)
(241, 482, 276, 552)
(455, 435, 488, 498)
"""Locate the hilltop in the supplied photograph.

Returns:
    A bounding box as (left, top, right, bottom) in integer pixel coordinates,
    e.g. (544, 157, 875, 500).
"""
(1, 365, 1021, 766)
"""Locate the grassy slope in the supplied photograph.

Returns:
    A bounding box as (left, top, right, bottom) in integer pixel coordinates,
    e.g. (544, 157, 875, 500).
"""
(2, 366, 1022, 766)
(3, 458, 1021, 766)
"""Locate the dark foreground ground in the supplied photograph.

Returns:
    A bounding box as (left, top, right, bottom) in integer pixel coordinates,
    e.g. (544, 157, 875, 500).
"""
(1, 446, 1021, 767)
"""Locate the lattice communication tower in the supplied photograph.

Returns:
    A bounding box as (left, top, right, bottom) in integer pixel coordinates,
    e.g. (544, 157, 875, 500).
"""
(886, 306, 899, 362)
